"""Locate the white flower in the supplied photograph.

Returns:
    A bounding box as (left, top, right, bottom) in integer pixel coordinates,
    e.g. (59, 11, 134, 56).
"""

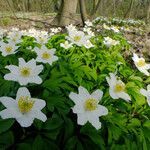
(84, 40, 94, 49)
(103, 24, 111, 30)
(85, 20, 93, 27)
(10, 27, 19, 32)
(51, 28, 61, 34)
(34, 45, 58, 65)
(69, 86, 108, 129)
(106, 73, 131, 102)
(36, 35, 49, 44)
(0, 40, 18, 56)
(83, 27, 91, 33)
(8, 31, 22, 43)
(83, 27, 95, 39)
(4, 58, 43, 85)
(66, 24, 77, 32)
(132, 53, 150, 76)
(67, 30, 87, 46)
(140, 85, 150, 106)
(103, 37, 120, 47)
(60, 41, 73, 49)
(0, 87, 47, 127)
(111, 26, 120, 33)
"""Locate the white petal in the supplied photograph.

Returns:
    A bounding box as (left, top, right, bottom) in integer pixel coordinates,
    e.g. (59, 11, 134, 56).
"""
(106, 76, 111, 86)
(27, 59, 36, 68)
(78, 86, 90, 99)
(5, 65, 19, 74)
(145, 64, 150, 70)
(72, 104, 84, 114)
(33, 65, 43, 75)
(29, 76, 42, 84)
(138, 68, 149, 76)
(117, 92, 131, 102)
(109, 88, 119, 99)
(88, 116, 101, 130)
(77, 113, 88, 125)
(0, 108, 22, 119)
(18, 77, 29, 85)
(91, 89, 103, 101)
(16, 116, 34, 127)
(106, 73, 117, 87)
(19, 58, 26, 66)
(109, 73, 117, 82)
(140, 89, 147, 97)
(94, 105, 108, 117)
(69, 92, 83, 104)
(132, 53, 139, 62)
(32, 99, 46, 110)
(30, 110, 47, 122)
(146, 97, 150, 106)
(16, 87, 31, 101)
(147, 85, 150, 91)
(52, 55, 58, 61)
(4, 73, 18, 81)
(0, 97, 17, 108)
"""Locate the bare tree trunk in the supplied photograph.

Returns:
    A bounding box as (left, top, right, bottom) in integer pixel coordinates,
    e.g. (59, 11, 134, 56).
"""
(91, 0, 101, 18)
(27, 0, 30, 11)
(113, 0, 116, 16)
(147, 1, 150, 24)
(79, 0, 88, 26)
(124, 0, 134, 18)
(52, 0, 78, 26)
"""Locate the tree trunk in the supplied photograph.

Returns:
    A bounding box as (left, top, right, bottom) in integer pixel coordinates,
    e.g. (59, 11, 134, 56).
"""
(124, 0, 134, 18)
(147, 1, 150, 24)
(91, 0, 101, 18)
(79, 0, 88, 26)
(52, 0, 78, 26)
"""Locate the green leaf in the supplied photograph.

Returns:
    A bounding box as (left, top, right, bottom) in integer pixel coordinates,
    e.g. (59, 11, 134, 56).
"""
(128, 118, 141, 127)
(0, 131, 14, 149)
(32, 135, 59, 150)
(80, 123, 105, 148)
(16, 143, 32, 150)
(63, 117, 74, 142)
(64, 136, 78, 150)
(143, 120, 150, 128)
(43, 114, 64, 130)
(0, 119, 15, 134)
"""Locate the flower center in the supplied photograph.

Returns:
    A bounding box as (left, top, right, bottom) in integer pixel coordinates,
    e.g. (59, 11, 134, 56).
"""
(137, 59, 146, 67)
(12, 38, 17, 42)
(114, 83, 125, 92)
(5, 46, 13, 53)
(20, 67, 31, 77)
(39, 38, 44, 43)
(42, 52, 51, 60)
(15, 33, 19, 37)
(64, 42, 68, 47)
(84, 98, 98, 111)
(74, 36, 81, 42)
(18, 96, 34, 113)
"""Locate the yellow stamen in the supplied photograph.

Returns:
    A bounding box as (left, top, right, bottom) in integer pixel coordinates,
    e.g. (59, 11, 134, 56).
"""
(137, 59, 146, 67)
(20, 67, 31, 77)
(18, 96, 34, 113)
(74, 36, 81, 42)
(114, 83, 125, 92)
(84, 98, 98, 111)
(40, 38, 44, 43)
(5, 46, 13, 53)
(42, 52, 51, 60)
